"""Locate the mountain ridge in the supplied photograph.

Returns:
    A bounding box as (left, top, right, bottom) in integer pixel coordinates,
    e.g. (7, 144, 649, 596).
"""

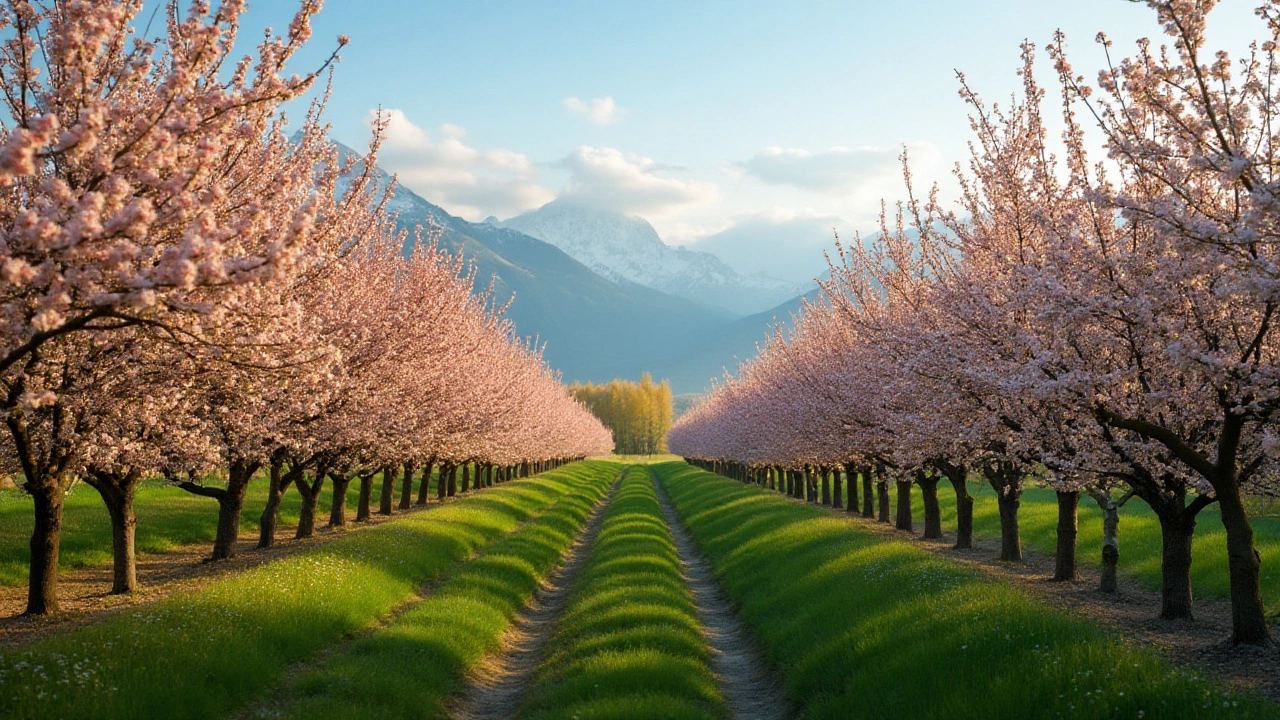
(336, 142, 810, 392)
(501, 200, 812, 316)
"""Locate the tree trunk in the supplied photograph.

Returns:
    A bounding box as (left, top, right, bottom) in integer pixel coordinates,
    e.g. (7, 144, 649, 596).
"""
(918, 472, 941, 540)
(821, 467, 831, 506)
(357, 472, 375, 522)
(832, 467, 843, 509)
(174, 461, 258, 560)
(1095, 492, 1122, 594)
(461, 463, 471, 494)
(294, 467, 327, 540)
(258, 458, 296, 549)
(985, 462, 1023, 562)
(1157, 508, 1196, 621)
(1216, 480, 1271, 645)
(213, 463, 256, 560)
(895, 479, 913, 532)
(997, 491, 1022, 562)
(447, 464, 458, 497)
(437, 462, 450, 500)
(84, 469, 143, 594)
(416, 459, 435, 505)
(947, 471, 973, 550)
(379, 466, 396, 516)
(844, 463, 858, 514)
(1053, 490, 1079, 582)
(103, 483, 137, 593)
(399, 461, 416, 511)
(25, 484, 64, 615)
(862, 469, 874, 519)
(330, 474, 353, 527)
(876, 479, 890, 523)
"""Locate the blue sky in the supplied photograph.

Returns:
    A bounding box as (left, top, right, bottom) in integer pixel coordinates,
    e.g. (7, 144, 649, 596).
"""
(244, 0, 1262, 281)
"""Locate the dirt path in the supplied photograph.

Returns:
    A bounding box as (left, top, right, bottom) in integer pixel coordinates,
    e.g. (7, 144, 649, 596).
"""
(651, 469, 792, 720)
(795, 491, 1280, 703)
(451, 473, 623, 720)
(0, 500, 443, 647)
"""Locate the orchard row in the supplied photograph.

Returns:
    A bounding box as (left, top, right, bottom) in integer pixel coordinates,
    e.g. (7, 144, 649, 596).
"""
(0, 2, 612, 617)
(670, 1, 1280, 646)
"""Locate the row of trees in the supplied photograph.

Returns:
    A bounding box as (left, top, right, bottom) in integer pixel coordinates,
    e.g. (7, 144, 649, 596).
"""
(670, 0, 1280, 646)
(0, 1, 612, 616)
(570, 374, 673, 455)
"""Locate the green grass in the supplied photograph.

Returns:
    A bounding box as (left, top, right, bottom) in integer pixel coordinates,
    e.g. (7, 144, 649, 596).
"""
(519, 466, 726, 720)
(606, 453, 682, 465)
(656, 462, 1276, 720)
(0, 461, 615, 720)
(863, 479, 1280, 615)
(254, 464, 617, 719)
(0, 470, 440, 586)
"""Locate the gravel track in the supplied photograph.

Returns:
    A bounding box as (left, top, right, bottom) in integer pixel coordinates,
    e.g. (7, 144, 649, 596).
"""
(650, 467, 792, 720)
(451, 472, 623, 720)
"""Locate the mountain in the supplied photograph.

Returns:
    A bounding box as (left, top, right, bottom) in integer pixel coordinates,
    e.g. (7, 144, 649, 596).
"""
(337, 143, 815, 392)
(660, 289, 819, 393)
(501, 201, 812, 316)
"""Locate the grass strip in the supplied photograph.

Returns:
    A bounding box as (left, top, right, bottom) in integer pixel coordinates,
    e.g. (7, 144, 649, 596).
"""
(655, 462, 1275, 720)
(0, 461, 618, 720)
(518, 467, 727, 720)
(0, 470, 439, 585)
(249, 465, 617, 719)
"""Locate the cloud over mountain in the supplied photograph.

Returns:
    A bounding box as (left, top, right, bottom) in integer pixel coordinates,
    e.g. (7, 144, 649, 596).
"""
(686, 209, 846, 284)
(369, 109, 554, 220)
(734, 142, 939, 197)
(557, 146, 719, 216)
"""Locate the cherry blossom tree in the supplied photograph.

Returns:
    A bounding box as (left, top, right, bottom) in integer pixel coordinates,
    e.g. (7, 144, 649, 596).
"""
(0, 0, 351, 615)
(1041, 0, 1280, 646)
(673, 5, 1280, 648)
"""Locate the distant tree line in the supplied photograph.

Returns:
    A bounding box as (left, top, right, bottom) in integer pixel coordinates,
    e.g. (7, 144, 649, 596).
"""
(571, 375, 674, 455)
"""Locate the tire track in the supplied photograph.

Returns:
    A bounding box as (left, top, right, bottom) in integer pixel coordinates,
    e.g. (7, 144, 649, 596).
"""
(650, 467, 793, 720)
(451, 472, 623, 720)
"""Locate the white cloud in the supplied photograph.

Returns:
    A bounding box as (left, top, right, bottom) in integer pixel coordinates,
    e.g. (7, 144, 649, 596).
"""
(563, 96, 623, 126)
(685, 209, 849, 283)
(735, 142, 939, 196)
(557, 146, 718, 216)
(438, 123, 467, 140)
(370, 109, 554, 220)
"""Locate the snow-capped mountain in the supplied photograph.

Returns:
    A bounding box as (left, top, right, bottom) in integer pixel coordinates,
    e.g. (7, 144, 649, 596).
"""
(500, 201, 812, 316)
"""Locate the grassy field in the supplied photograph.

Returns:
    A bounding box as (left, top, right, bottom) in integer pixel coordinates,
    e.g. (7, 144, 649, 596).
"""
(519, 466, 726, 720)
(604, 453, 682, 465)
(867, 478, 1280, 615)
(252, 463, 617, 719)
(0, 470, 439, 586)
(656, 462, 1275, 720)
(0, 461, 613, 720)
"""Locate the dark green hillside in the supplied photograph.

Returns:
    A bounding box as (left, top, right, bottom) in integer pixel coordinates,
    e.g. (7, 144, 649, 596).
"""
(661, 289, 819, 393)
